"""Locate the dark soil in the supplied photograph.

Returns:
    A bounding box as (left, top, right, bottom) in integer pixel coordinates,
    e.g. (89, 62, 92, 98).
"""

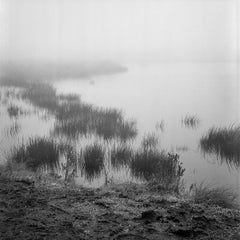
(0, 177, 239, 240)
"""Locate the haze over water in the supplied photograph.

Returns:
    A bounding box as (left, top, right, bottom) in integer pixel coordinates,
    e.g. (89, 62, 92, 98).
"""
(0, 0, 239, 190)
(54, 62, 240, 188)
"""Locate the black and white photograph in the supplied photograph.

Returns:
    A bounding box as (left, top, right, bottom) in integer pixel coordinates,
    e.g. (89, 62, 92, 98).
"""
(0, 0, 239, 239)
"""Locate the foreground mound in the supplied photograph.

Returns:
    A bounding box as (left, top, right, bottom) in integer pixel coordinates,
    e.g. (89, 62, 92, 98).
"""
(0, 177, 239, 240)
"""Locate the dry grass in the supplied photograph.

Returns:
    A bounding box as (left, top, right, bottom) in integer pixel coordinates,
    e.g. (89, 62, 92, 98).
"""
(190, 182, 239, 209)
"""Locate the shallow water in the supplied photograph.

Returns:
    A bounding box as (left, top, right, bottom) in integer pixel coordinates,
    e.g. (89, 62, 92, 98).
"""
(0, 62, 239, 192)
(54, 62, 240, 189)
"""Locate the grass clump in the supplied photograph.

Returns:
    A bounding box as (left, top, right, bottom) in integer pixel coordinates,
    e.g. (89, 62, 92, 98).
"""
(182, 115, 200, 128)
(22, 83, 58, 112)
(10, 137, 60, 172)
(200, 125, 240, 169)
(130, 134, 185, 192)
(58, 93, 80, 103)
(82, 143, 105, 181)
(111, 144, 133, 170)
(190, 182, 239, 209)
(55, 101, 137, 141)
(117, 120, 138, 141)
(7, 104, 27, 119)
(2, 79, 137, 141)
(0, 161, 29, 179)
(5, 122, 21, 137)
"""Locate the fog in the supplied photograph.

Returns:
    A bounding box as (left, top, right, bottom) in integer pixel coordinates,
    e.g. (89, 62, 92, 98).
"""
(0, 0, 239, 64)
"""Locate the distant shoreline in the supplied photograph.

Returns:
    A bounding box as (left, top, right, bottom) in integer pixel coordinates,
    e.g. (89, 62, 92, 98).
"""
(0, 61, 128, 82)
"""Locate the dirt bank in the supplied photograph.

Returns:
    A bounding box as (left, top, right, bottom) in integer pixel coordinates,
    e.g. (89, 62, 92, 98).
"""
(0, 177, 239, 240)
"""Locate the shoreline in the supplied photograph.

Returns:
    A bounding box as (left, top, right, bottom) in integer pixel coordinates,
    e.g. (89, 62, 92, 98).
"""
(0, 176, 239, 240)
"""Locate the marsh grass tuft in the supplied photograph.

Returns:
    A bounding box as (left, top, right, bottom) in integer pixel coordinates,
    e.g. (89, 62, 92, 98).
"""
(7, 104, 28, 119)
(55, 101, 137, 140)
(10, 137, 60, 172)
(141, 132, 159, 152)
(111, 144, 133, 170)
(200, 125, 240, 169)
(82, 143, 105, 181)
(1, 79, 138, 141)
(182, 115, 200, 128)
(190, 182, 239, 209)
(5, 122, 21, 137)
(58, 93, 80, 103)
(22, 83, 59, 112)
(130, 134, 185, 192)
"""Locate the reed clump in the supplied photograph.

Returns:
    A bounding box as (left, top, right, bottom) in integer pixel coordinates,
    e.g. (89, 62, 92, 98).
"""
(82, 143, 105, 181)
(200, 125, 240, 169)
(130, 134, 185, 192)
(10, 137, 60, 172)
(182, 115, 200, 128)
(22, 83, 59, 112)
(55, 101, 137, 140)
(111, 144, 133, 170)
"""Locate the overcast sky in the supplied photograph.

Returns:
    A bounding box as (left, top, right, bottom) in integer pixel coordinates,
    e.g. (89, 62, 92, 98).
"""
(0, 0, 239, 63)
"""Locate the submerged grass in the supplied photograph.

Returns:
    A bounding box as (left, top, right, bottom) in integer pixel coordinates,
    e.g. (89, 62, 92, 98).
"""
(82, 143, 105, 181)
(5, 122, 21, 137)
(22, 83, 58, 112)
(55, 100, 137, 140)
(190, 182, 239, 209)
(10, 137, 60, 172)
(7, 104, 28, 119)
(1, 78, 138, 141)
(200, 125, 240, 169)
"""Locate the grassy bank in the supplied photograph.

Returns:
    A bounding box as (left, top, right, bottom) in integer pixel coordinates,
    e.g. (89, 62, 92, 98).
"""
(0, 175, 239, 240)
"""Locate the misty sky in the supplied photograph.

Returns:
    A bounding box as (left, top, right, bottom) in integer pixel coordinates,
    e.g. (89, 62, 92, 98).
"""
(0, 0, 239, 63)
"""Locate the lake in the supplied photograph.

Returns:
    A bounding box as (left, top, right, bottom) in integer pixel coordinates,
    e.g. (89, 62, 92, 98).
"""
(0, 62, 239, 192)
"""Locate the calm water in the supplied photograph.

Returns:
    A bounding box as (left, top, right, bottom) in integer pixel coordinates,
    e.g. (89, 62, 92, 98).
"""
(0, 62, 239, 191)
(54, 62, 240, 189)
